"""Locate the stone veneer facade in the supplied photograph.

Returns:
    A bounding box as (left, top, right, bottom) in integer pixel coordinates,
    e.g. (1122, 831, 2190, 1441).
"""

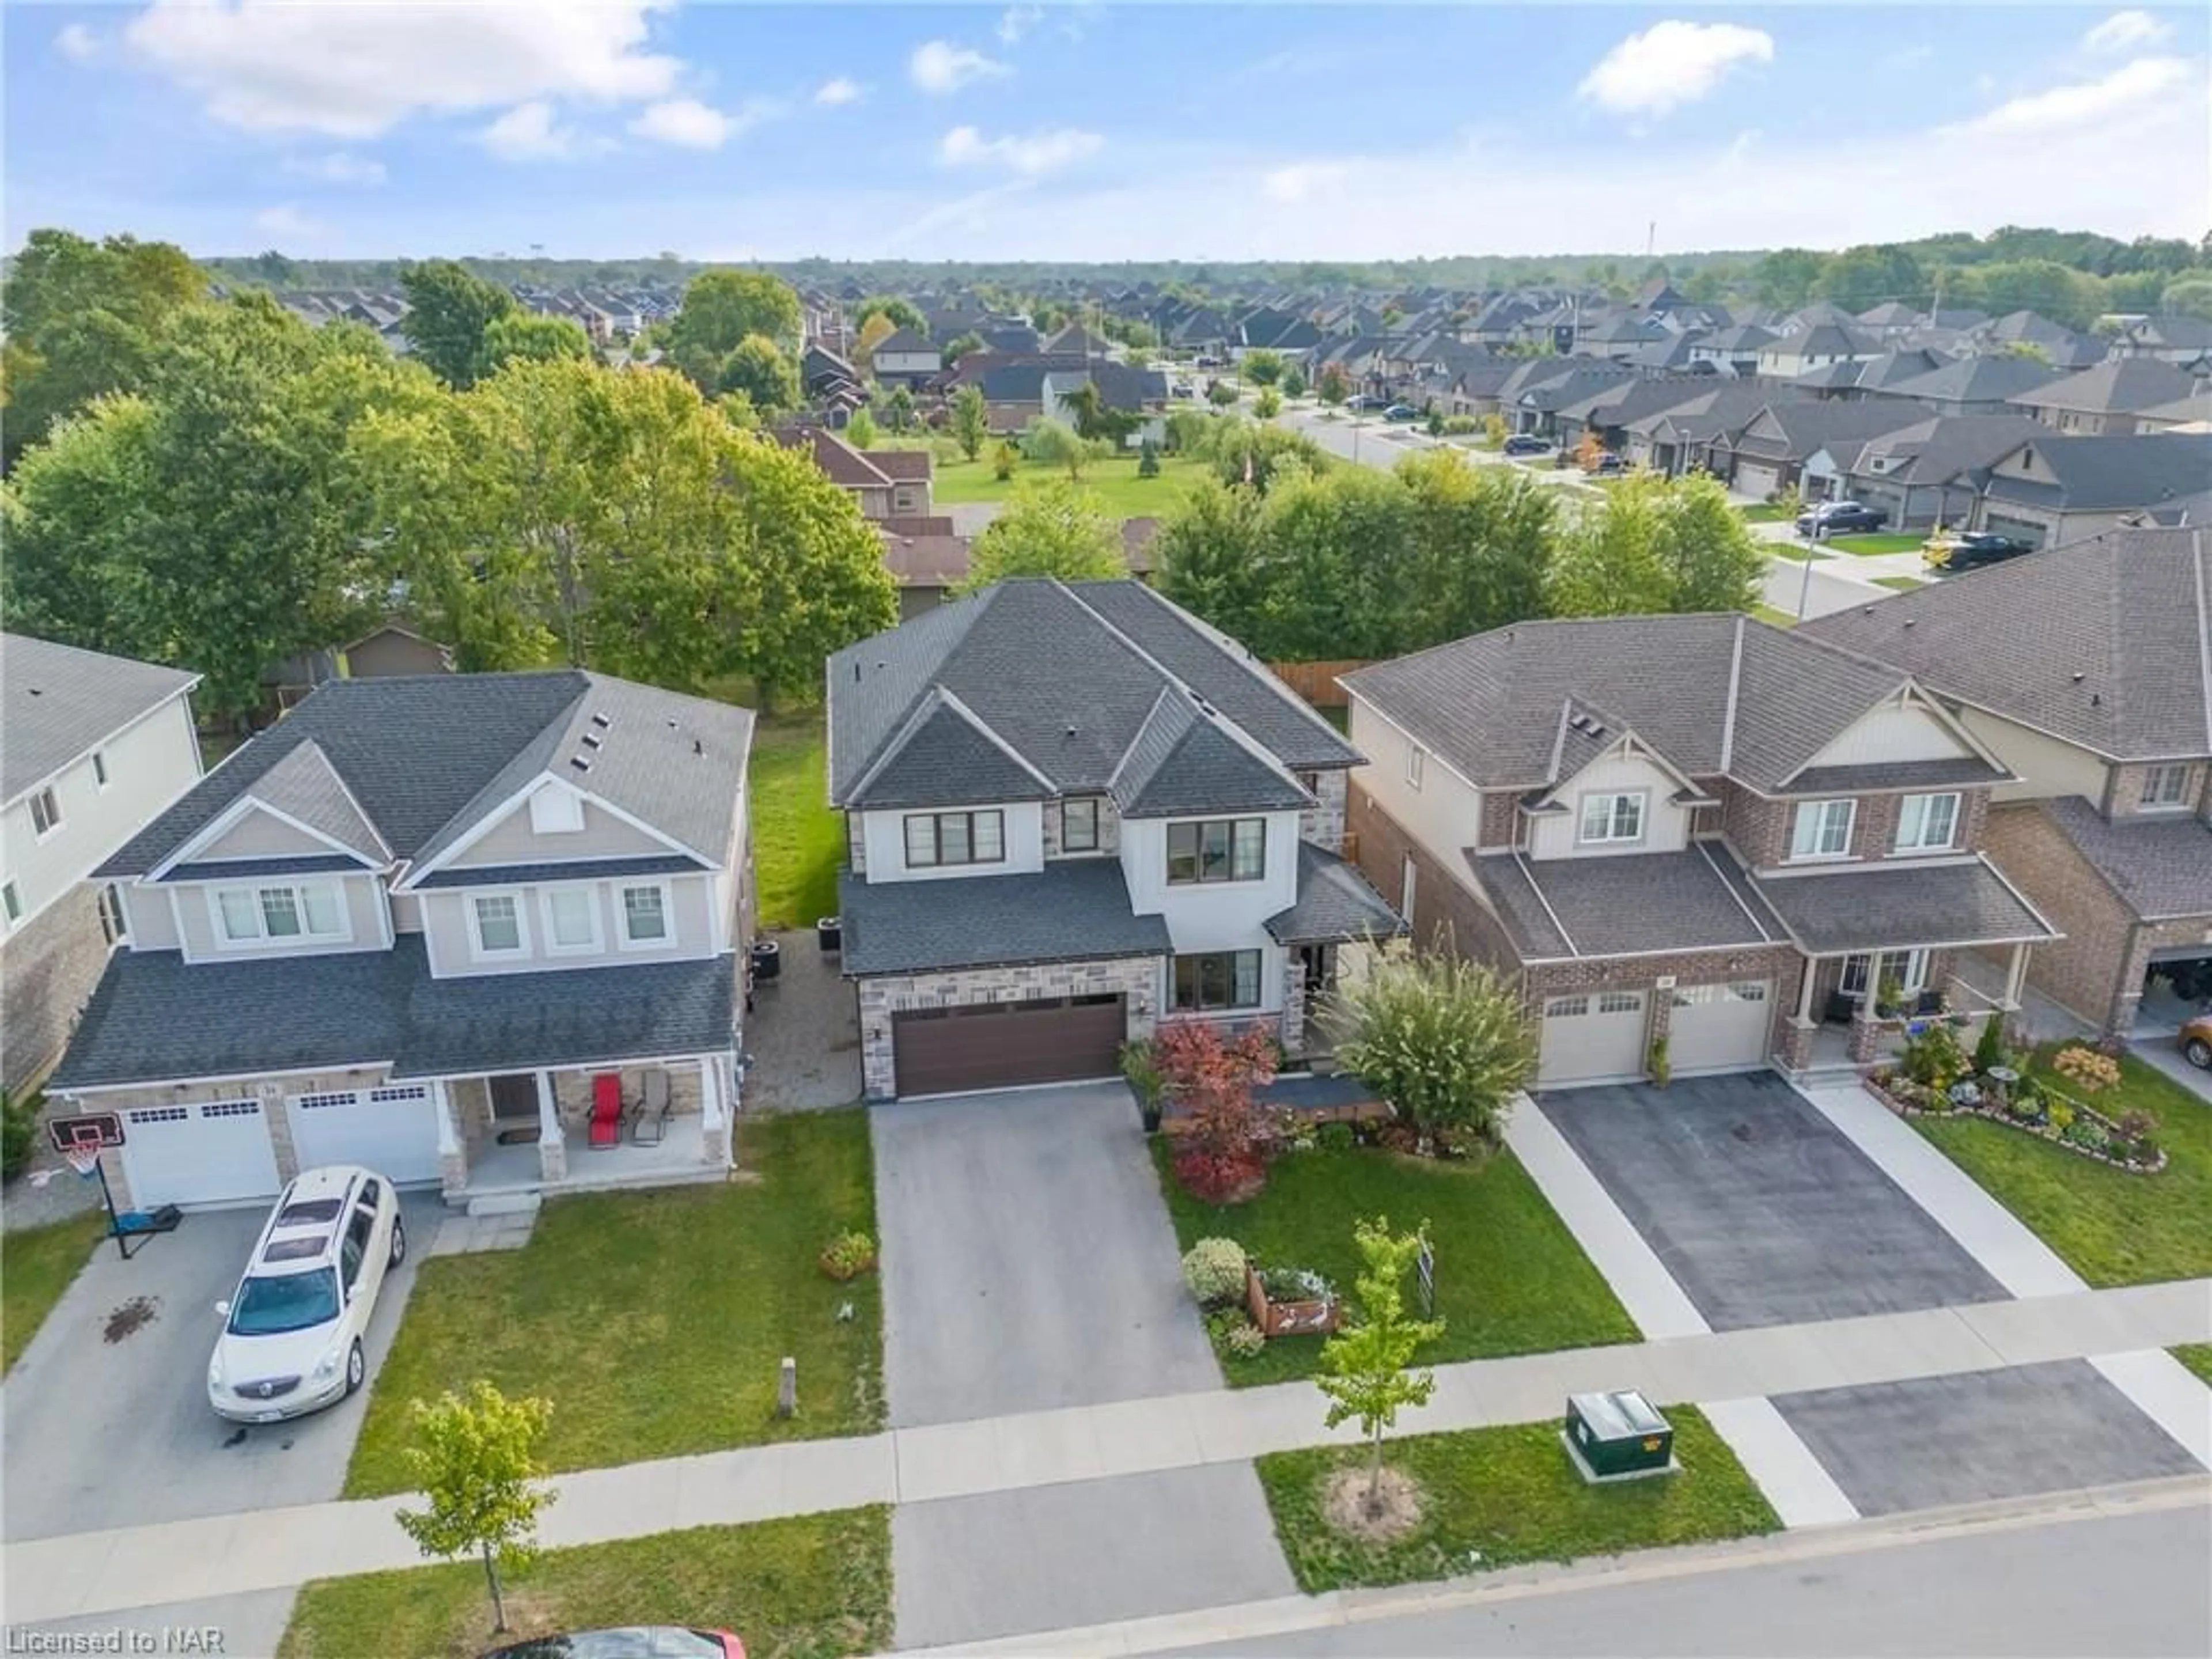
(1, 885, 118, 1095)
(1298, 770, 1349, 853)
(855, 955, 1161, 1100)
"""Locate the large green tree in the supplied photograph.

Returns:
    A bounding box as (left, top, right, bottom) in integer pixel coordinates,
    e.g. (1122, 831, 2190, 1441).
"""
(715, 334, 802, 416)
(400, 259, 520, 389)
(669, 270, 804, 362)
(853, 295, 926, 337)
(479, 312, 592, 375)
(2, 228, 207, 466)
(1155, 476, 1270, 650)
(1393, 448, 1557, 642)
(958, 479, 1126, 592)
(1547, 471, 1764, 618)
(951, 384, 990, 460)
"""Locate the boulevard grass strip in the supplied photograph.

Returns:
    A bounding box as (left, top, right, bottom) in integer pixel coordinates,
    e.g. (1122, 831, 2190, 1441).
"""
(279, 1508, 891, 1659)
(1152, 1142, 1637, 1385)
(2, 1210, 104, 1374)
(1826, 533, 1927, 556)
(1873, 575, 1926, 591)
(2173, 1346, 2212, 1385)
(1258, 1410, 1778, 1592)
(1911, 1048, 2212, 1285)
(344, 1111, 880, 1497)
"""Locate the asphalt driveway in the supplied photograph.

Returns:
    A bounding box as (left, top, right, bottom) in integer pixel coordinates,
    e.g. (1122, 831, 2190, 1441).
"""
(1538, 1072, 2006, 1330)
(3, 1194, 440, 1541)
(872, 1083, 1219, 1429)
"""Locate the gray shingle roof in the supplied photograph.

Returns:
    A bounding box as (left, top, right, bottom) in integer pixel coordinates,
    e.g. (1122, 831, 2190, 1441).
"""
(1978, 434, 2212, 512)
(848, 692, 1054, 810)
(1470, 846, 1783, 961)
(1112, 691, 1311, 818)
(1750, 859, 2056, 954)
(1786, 757, 2012, 794)
(231, 740, 391, 864)
(100, 670, 751, 880)
(828, 580, 1353, 812)
(1801, 526, 2210, 760)
(2041, 797, 2212, 921)
(162, 854, 371, 884)
(1878, 355, 2059, 406)
(835, 861, 1170, 976)
(1266, 844, 1406, 944)
(2014, 358, 2202, 415)
(414, 854, 707, 889)
(50, 936, 736, 1090)
(3, 634, 200, 805)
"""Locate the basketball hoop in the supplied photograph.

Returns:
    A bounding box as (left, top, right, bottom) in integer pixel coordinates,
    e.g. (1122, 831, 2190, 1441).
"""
(63, 1143, 102, 1179)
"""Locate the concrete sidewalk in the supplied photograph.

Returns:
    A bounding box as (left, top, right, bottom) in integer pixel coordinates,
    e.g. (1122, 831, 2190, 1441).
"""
(8, 1277, 2208, 1626)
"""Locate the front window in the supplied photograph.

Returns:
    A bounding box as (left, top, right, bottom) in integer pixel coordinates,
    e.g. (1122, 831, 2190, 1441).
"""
(903, 810, 1006, 868)
(1578, 791, 1645, 845)
(472, 893, 524, 953)
(227, 1268, 341, 1336)
(1840, 949, 1931, 999)
(621, 885, 669, 942)
(1894, 793, 1960, 853)
(2142, 764, 2191, 810)
(216, 882, 347, 944)
(1171, 950, 1263, 1013)
(544, 887, 598, 949)
(1791, 799, 1856, 859)
(1061, 797, 1100, 853)
(1166, 818, 1267, 884)
(1406, 745, 1425, 790)
(29, 787, 61, 837)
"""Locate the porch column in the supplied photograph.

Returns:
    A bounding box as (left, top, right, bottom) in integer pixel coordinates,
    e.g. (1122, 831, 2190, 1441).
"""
(536, 1069, 566, 1183)
(1776, 957, 1820, 1071)
(433, 1078, 467, 1200)
(1794, 959, 1820, 1024)
(700, 1057, 731, 1168)
(2002, 940, 2030, 1009)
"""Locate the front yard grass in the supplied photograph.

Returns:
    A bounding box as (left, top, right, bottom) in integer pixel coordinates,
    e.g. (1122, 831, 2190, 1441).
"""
(344, 1111, 881, 1498)
(1911, 1048, 2212, 1286)
(1872, 574, 1926, 591)
(1737, 502, 1790, 523)
(1152, 1141, 1637, 1385)
(929, 453, 1209, 517)
(279, 1508, 891, 1659)
(1752, 604, 1797, 628)
(2, 1211, 104, 1374)
(1257, 1409, 1778, 1593)
(1826, 533, 1926, 556)
(748, 706, 842, 930)
(2173, 1346, 2212, 1385)
(1764, 542, 1828, 563)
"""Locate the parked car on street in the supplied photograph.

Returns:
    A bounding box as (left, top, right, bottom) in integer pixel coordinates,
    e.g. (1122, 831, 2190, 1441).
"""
(1501, 434, 1549, 456)
(1925, 531, 2035, 571)
(480, 1630, 746, 1659)
(1587, 452, 1628, 475)
(1383, 404, 1420, 422)
(1343, 394, 1386, 412)
(1796, 501, 1888, 537)
(207, 1165, 403, 1423)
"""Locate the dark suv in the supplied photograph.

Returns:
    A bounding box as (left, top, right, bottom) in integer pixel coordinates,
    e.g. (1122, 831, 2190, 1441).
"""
(1930, 531, 2035, 571)
(1501, 434, 1548, 456)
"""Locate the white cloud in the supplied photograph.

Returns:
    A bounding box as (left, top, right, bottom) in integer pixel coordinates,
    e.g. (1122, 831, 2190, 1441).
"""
(1262, 161, 1351, 203)
(909, 40, 1009, 94)
(815, 76, 864, 106)
(1577, 21, 1774, 117)
(55, 23, 100, 62)
(479, 100, 592, 161)
(629, 97, 734, 149)
(1945, 56, 2191, 137)
(997, 6, 1043, 45)
(123, 0, 680, 138)
(938, 124, 1101, 176)
(253, 204, 322, 240)
(2082, 10, 2171, 53)
(283, 151, 387, 186)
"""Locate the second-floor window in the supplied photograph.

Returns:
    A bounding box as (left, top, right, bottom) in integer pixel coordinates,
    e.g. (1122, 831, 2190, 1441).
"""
(471, 893, 525, 956)
(1166, 818, 1266, 884)
(218, 881, 346, 945)
(542, 887, 599, 952)
(1791, 799, 1855, 859)
(29, 787, 61, 838)
(1895, 793, 1960, 852)
(2142, 764, 2192, 810)
(1061, 797, 1100, 853)
(621, 884, 670, 944)
(2, 881, 19, 926)
(1406, 744, 1426, 790)
(904, 810, 1005, 868)
(1578, 791, 1645, 846)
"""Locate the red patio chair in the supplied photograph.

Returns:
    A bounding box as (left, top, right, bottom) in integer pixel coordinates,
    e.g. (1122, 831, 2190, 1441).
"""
(588, 1073, 624, 1149)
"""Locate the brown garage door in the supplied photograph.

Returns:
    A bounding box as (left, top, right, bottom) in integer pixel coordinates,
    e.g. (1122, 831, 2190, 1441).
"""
(892, 994, 1127, 1097)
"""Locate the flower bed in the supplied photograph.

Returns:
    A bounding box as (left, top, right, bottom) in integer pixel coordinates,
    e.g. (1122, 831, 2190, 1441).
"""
(1866, 1069, 2166, 1174)
(1247, 1263, 1341, 1336)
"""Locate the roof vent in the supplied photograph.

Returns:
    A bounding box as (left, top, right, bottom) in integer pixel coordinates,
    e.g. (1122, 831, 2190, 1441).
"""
(589, 712, 611, 730)
(2070, 672, 2086, 683)
(1903, 618, 1916, 628)
(1586, 722, 1607, 738)
(582, 731, 603, 749)
(692, 738, 703, 756)
(570, 756, 592, 772)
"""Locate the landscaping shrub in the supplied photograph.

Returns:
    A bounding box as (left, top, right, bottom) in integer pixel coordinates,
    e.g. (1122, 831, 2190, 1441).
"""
(1440, 414, 1479, 434)
(1972, 1013, 2008, 1075)
(1183, 1237, 1249, 1306)
(1316, 1122, 1357, 1153)
(1159, 1021, 1283, 1200)
(2052, 1046, 2120, 1095)
(1899, 1022, 1967, 1089)
(1174, 1146, 1268, 1204)
(2117, 1107, 2160, 1141)
(1225, 1320, 1268, 1359)
(1, 1090, 40, 1182)
(1323, 952, 1534, 1149)
(1120, 1039, 1165, 1131)
(818, 1230, 877, 1281)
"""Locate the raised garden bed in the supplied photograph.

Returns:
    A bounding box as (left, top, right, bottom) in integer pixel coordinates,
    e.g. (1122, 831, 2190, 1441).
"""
(1247, 1263, 1340, 1337)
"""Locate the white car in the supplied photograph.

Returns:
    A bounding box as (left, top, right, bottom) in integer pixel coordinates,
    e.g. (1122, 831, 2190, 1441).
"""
(209, 1165, 404, 1422)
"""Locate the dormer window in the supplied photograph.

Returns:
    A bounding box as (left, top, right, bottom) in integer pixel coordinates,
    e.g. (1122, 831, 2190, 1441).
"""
(1791, 799, 1856, 860)
(214, 881, 347, 946)
(529, 788, 585, 834)
(1060, 797, 1100, 854)
(1578, 791, 1645, 846)
(1895, 793, 1960, 853)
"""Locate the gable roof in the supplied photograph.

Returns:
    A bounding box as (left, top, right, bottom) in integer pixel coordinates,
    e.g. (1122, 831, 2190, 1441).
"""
(1835, 413, 2047, 486)
(1879, 354, 2059, 406)
(1981, 433, 2212, 510)
(198, 740, 389, 869)
(1800, 525, 2211, 761)
(101, 671, 753, 881)
(2013, 358, 2201, 415)
(828, 579, 1357, 810)
(771, 425, 893, 488)
(1109, 689, 1312, 818)
(4, 634, 202, 805)
(1729, 399, 1927, 462)
(872, 327, 934, 357)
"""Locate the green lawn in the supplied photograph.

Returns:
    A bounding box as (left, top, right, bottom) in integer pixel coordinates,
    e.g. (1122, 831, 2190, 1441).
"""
(749, 707, 841, 931)
(2174, 1346, 2212, 1385)
(1737, 503, 1791, 524)
(345, 1111, 881, 1497)
(1752, 604, 1798, 629)
(1764, 543, 1828, 563)
(279, 1508, 891, 1659)
(2, 1211, 103, 1374)
(1827, 533, 1927, 556)
(1257, 1409, 1778, 1593)
(1911, 1049, 2212, 1286)
(1872, 575, 1926, 591)
(929, 453, 1210, 517)
(1152, 1142, 1637, 1385)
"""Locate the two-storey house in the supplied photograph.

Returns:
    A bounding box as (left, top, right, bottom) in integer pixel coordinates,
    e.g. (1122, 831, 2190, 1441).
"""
(870, 328, 942, 390)
(1804, 525, 2211, 1041)
(826, 580, 1402, 1100)
(3, 636, 204, 1094)
(46, 670, 755, 1210)
(1342, 615, 2059, 1088)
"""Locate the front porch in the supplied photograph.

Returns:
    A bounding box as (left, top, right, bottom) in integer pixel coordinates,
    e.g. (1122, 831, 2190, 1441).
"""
(1790, 942, 2024, 1074)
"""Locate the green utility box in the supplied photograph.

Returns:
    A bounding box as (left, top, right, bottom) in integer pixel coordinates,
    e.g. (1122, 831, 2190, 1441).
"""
(1562, 1390, 1676, 1483)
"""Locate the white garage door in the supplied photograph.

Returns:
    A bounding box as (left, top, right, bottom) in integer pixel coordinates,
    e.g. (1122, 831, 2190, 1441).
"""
(119, 1099, 282, 1209)
(1668, 981, 1774, 1074)
(287, 1085, 445, 1185)
(1539, 990, 1648, 1087)
(1734, 461, 1783, 501)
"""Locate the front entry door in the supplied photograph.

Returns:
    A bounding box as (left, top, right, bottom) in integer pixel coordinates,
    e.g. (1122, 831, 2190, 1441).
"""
(1298, 944, 1336, 996)
(489, 1073, 539, 1123)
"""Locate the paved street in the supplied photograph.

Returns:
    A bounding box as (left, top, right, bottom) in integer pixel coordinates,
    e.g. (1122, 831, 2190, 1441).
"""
(872, 1085, 1218, 1428)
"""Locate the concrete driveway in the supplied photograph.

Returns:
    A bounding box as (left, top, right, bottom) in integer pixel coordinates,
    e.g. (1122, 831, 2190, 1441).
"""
(872, 1084, 1218, 1429)
(3, 1194, 441, 1541)
(1537, 1073, 2007, 1330)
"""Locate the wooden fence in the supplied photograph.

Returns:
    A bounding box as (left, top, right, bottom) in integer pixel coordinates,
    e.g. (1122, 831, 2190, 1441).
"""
(1267, 659, 1375, 708)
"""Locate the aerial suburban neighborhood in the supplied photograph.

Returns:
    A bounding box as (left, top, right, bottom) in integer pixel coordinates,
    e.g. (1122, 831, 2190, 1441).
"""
(1, 5, 2209, 1658)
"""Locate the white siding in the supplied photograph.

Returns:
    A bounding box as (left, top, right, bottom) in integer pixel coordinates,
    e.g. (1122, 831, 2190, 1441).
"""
(1120, 809, 1298, 953)
(1802, 702, 1976, 769)
(445, 787, 678, 866)
(2, 695, 202, 926)
(420, 873, 718, 978)
(1346, 697, 1487, 859)
(1528, 752, 1689, 861)
(858, 803, 1046, 883)
(1951, 707, 2111, 805)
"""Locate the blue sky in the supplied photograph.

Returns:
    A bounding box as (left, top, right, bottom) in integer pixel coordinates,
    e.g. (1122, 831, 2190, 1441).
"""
(6, 3, 2205, 261)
